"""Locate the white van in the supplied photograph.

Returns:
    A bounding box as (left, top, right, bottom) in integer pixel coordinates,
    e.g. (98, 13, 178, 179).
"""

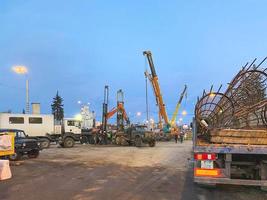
(0, 113, 54, 137)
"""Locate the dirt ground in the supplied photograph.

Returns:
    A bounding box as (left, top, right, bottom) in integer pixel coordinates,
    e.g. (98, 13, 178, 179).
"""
(1, 141, 267, 200)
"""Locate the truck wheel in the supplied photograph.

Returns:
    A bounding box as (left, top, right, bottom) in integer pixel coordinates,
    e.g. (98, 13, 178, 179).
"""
(121, 138, 128, 146)
(80, 136, 86, 144)
(135, 137, 142, 147)
(149, 140, 156, 147)
(28, 149, 40, 159)
(115, 136, 121, 145)
(41, 138, 50, 149)
(9, 152, 22, 161)
(63, 137, 75, 148)
(89, 136, 95, 144)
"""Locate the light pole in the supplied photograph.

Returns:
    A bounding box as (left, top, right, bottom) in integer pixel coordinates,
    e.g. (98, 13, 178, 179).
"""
(12, 66, 29, 114)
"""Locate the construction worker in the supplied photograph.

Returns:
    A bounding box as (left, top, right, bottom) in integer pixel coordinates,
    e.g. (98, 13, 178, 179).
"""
(180, 130, 185, 143)
(174, 133, 178, 143)
(172, 127, 179, 143)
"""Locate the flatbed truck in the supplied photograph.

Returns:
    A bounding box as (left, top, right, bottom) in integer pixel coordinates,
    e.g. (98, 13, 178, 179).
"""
(192, 119, 267, 190)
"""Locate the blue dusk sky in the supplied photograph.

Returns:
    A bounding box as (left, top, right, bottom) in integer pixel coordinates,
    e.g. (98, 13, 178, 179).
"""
(0, 0, 267, 124)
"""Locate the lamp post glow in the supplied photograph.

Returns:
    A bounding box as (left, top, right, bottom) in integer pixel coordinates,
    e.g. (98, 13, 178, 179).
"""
(12, 65, 29, 114)
(182, 110, 187, 116)
(12, 66, 28, 74)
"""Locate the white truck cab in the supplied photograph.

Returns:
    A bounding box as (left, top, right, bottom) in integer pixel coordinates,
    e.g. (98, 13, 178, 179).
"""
(64, 118, 82, 134)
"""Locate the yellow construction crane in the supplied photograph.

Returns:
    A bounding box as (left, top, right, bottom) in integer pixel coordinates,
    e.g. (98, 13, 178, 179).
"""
(143, 50, 169, 129)
(170, 85, 187, 126)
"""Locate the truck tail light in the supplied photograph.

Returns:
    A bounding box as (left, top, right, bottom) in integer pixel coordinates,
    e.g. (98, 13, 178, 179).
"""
(194, 168, 221, 177)
(194, 153, 216, 160)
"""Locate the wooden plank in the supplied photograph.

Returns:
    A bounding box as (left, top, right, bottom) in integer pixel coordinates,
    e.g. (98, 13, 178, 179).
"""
(211, 136, 267, 145)
(210, 129, 267, 138)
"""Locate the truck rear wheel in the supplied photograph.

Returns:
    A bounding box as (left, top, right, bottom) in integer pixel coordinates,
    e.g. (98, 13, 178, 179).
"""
(28, 149, 39, 159)
(149, 140, 156, 147)
(63, 137, 75, 148)
(9, 152, 22, 161)
(115, 136, 121, 145)
(41, 138, 50, 149)
(135, 136, 142, 147)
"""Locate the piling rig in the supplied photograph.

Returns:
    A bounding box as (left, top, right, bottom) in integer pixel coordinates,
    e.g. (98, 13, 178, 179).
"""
(101, 87, 130, 134)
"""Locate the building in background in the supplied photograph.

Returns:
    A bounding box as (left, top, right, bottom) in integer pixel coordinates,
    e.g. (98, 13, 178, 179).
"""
(80, 105, 95, 129)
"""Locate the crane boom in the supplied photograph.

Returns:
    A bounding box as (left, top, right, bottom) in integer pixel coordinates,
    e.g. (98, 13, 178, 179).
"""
(170, 85, 187, 126)
(143, 50, 169, 128)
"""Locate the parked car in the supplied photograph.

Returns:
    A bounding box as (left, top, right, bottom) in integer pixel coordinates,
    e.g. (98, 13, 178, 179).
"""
(0, 129, 41, 161)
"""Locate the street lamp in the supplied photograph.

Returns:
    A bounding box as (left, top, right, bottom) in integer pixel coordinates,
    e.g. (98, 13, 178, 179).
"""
(136, 112, 141, 117)
(12, 65, 29, 114)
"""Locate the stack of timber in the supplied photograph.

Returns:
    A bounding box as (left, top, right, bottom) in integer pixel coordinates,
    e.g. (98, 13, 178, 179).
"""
(210, 129, 267, 145)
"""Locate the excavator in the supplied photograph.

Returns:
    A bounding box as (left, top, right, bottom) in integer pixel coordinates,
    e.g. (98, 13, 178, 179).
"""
(143, 50, 187, 139)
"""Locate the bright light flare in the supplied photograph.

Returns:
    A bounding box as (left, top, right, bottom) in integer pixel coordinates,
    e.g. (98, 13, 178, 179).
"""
(12, 66, 28, 74)
(136, 112, 141, 117)
(182, 110, 187, 116)
(209, 92, 216, 98)
(74, 114, 82, 121)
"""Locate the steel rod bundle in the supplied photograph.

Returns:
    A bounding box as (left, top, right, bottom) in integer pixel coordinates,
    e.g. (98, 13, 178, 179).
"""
(195, 57, 267, 135)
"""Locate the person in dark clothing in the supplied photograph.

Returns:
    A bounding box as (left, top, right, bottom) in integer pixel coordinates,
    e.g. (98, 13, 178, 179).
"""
(174, 134, 178, 143)
(180, 131, 185, 143)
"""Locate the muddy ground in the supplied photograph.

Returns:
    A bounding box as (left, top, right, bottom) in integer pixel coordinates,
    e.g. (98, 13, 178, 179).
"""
(1, 141, 267, 200)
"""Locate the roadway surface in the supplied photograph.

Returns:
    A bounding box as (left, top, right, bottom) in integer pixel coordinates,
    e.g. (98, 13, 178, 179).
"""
(1, 141, 267, 200)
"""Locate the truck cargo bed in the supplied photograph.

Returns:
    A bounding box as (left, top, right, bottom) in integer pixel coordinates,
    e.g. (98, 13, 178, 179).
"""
(194, 142, 267, 154)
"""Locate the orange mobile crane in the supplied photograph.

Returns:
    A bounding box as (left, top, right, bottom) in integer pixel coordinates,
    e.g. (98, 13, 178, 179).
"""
(143, 51, 187, 134)
(143, 51, 169, 129)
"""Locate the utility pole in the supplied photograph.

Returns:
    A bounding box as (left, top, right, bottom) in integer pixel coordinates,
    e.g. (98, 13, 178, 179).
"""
(26, 79, 30, 114)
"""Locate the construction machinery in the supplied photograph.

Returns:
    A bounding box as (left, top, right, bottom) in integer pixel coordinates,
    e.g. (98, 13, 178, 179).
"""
(143, 51, 187, 139)
(193, 57, 267, 189)
(170, 85, 187, 126)
(143, 51, 169, 129)
(101, 86, 156, 147)
(102, 87, 130, 133)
